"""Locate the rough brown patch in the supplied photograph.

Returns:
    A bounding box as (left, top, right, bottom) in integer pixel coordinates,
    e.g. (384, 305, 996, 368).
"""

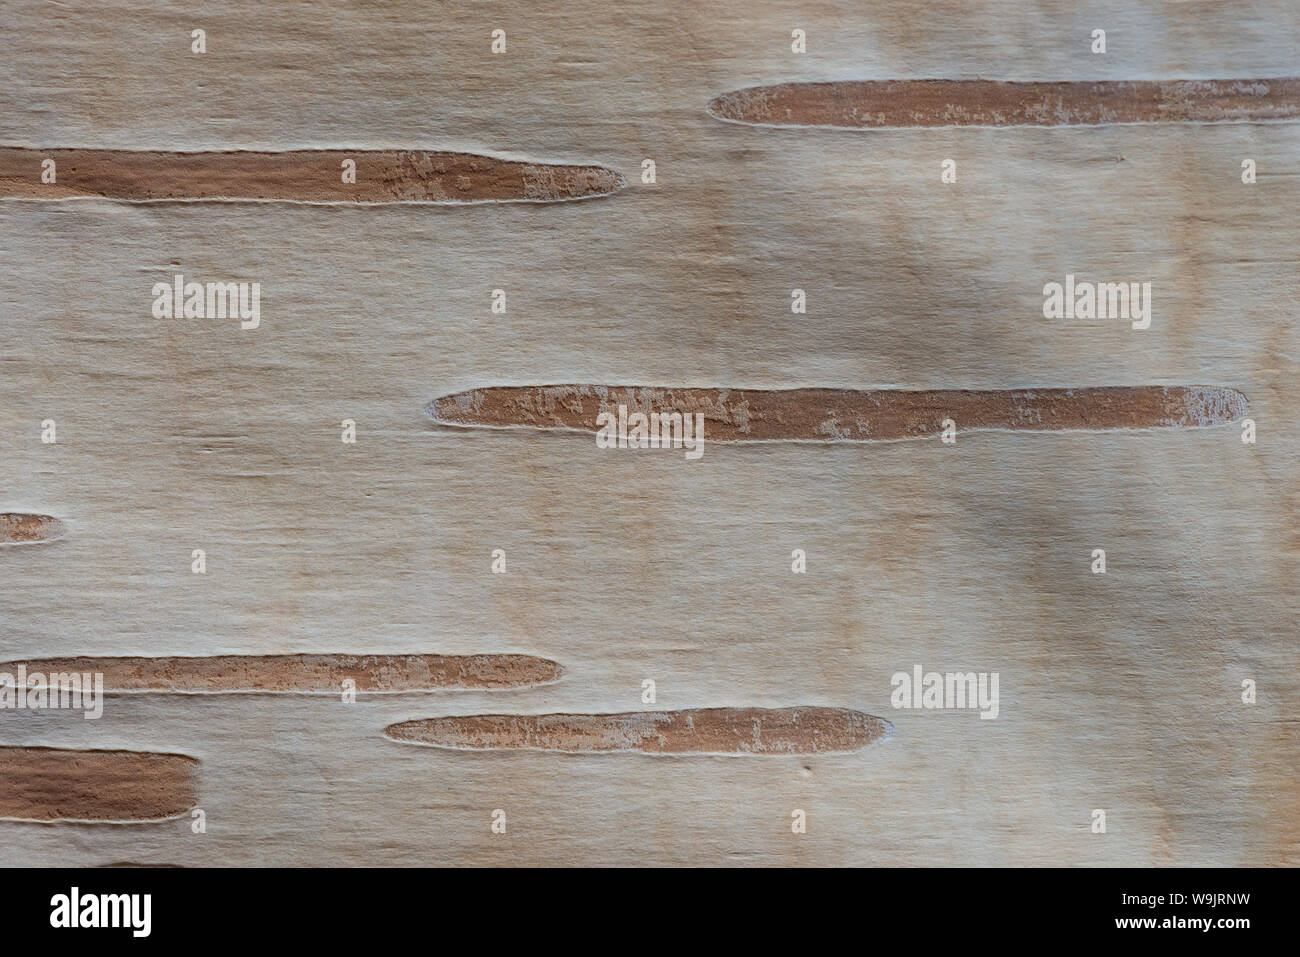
(0, 747, 199, 822)
(0, 149, 626, 203)
(426, 385, 1248, 441)
(0, 654, 562, 693)
(0, 512, 66, 545)
(385, 707, 891, 754)
(708, 79, 1300, 128)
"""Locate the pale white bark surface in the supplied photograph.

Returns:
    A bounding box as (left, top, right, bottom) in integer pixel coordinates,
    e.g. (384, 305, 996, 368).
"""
(0, 0, 1295, 865)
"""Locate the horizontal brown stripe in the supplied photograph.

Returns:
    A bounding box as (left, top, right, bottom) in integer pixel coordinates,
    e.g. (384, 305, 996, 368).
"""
(426, 385, 1247, 441)
(0, 148, 625, 203)
(386, 707, 891, 754)
(99, 862, 185, 868)
(708, 78, 1300, 128)
(0, 513, 66, 545)
(0, 747, 198, 822)
(0, 654, 562, 693)
(100, 858, 185, 868)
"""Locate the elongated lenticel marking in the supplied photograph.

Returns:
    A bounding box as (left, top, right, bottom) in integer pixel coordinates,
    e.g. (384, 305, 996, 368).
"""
(707, 79, 1300, 128)
(0, 513, 66, 545)
(385, 707, 891, 754)
(99, 862, 185, 868)
(0, 149, 626, 203)
(0, 654, 563, 693)
(0, 747, 199, 822)
(426, 385, 1247, 441)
